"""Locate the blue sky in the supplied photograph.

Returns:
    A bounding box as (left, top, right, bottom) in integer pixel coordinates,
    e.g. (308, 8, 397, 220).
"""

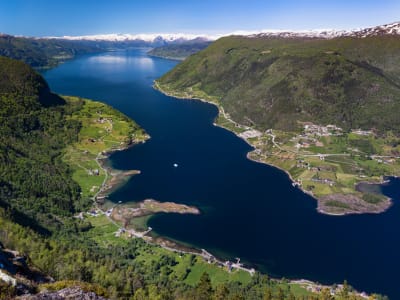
(0, 0, 399, 36)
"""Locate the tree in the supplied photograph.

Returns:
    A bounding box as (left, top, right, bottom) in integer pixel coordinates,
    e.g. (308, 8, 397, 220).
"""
(132, 288, 146, 300)
(263, 288, 272, 300)
(277, 287, 285, 300)
(320, 288, 333, 300)
(0, 281, 16, 300)
(213, 284, 229, 300)
(339, 280, 350, 299)
(196, 272, 213, 300)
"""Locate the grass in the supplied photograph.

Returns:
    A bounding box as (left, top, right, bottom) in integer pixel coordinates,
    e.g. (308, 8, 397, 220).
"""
(325, 201, 351, 209)
(62, 96, 148, 200)
(128, 215, 152, 231)
(85, 215, 124, 246)
(81, 203, 313, 296)
(247, 128, 399, 211)
(362, 193, 386, 204)
(184, 257, 252, 286)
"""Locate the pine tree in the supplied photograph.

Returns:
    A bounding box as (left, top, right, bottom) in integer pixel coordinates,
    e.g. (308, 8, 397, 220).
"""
(196, 272, 213, 300)
(213, 284, 229, 300)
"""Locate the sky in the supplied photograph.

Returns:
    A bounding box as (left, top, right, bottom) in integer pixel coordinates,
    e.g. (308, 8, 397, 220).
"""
(0, 0, 399, 37)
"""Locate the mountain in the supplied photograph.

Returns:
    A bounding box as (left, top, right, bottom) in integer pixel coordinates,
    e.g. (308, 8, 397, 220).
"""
(0, 56, 65, 107)
(0, 32, 216, 67)
(157, 27, 400, 133)
(0, 57, 85, 231)
(147, 40, 212, 60)
(245, 21, 400, 39)
(0, 34, 103, 68)
(48, 33, 216, 47)
(3, 22, 399, 69)
(45, 21, 400, 43)
(345, 21, 400, 38)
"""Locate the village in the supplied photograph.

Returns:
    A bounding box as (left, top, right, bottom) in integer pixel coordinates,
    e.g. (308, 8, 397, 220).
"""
(79, 204, 257, 277)
(216, 109, 400, 214)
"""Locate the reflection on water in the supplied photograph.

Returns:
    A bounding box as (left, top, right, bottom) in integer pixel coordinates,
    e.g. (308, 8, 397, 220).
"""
(135, 57, 154, 69)
(88, 52, 154, 71)
(89, 55, 127, 63)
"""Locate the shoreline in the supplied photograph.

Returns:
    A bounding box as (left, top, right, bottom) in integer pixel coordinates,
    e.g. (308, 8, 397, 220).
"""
(93, 141, 147, 202)
(147, 53, 185, 61)
(153, 81, 394, 217)
(83, 98, 258, 277)
(69, 85, 377, 298)
(151, 81, 387, 297)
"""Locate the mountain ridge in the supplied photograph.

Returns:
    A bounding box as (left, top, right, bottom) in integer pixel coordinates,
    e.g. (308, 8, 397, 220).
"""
(38, 21, 400, 42)
(157, 33, 400, 133)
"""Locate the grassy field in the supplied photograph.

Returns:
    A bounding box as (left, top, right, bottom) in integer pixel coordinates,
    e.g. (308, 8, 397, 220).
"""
(62, 96, 148, 200)
(83, 213, 319, 297)
(246, 127, 397, 214)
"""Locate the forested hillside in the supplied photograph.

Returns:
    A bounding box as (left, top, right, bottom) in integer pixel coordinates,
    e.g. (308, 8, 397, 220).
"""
(147, 41, 211, 60)
(0, 57, 87, 232)
(157, 35, 400, 133)
(0, 34, 101, 67)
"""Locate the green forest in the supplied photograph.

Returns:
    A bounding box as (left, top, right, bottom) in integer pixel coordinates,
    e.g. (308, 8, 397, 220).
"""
(158, 35, 400, 133)
(0, 34, 101, 68)
(147, 41, 211, 60)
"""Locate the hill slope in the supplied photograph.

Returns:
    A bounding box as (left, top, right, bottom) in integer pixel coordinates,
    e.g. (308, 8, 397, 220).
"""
(0, 57, 87, 231)
(157, 35, 400, 133)
(156, 33, 400, 215)
(147, 41, 212, 60)
(0, 34, 102, 67)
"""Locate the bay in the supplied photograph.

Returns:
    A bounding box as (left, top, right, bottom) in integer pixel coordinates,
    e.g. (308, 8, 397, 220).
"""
(43, 49, 400, 298)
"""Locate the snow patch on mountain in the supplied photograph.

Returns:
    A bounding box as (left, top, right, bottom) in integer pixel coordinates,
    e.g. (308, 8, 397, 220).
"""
(48, 33, 219, 42)
(44, 21, 400, 43)
(246, 22, 400, 39)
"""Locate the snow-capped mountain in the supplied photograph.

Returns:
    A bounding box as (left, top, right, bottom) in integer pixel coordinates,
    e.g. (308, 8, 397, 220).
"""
(247, 29, 348, 39)
(48, 33, 219, 43)
(44, 21, 400, 44)
(350, 22, 400, 38)
(248, 22, 400, 39)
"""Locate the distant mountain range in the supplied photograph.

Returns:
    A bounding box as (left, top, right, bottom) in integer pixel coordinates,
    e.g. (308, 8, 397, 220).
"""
(249, 21, 400, 39)
(48, 33, 216, 44)
(1, 21, 400, 68)
(43, 21, 400, 43)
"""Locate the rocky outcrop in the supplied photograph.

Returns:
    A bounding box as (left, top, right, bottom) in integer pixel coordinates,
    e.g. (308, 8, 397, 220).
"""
(17, 286, 109, 300)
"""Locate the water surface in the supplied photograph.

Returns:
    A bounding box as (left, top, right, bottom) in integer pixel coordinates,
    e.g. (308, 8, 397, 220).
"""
(43, 49, 400, 298)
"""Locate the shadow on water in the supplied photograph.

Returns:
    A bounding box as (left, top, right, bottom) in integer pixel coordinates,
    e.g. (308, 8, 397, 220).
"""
(43, 49, 400, 298)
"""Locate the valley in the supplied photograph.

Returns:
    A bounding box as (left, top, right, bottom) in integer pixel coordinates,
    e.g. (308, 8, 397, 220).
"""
(1, 15, 400, 298)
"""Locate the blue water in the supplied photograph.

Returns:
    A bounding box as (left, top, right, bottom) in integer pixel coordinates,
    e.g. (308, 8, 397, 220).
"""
(42, 49, 400, 298)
